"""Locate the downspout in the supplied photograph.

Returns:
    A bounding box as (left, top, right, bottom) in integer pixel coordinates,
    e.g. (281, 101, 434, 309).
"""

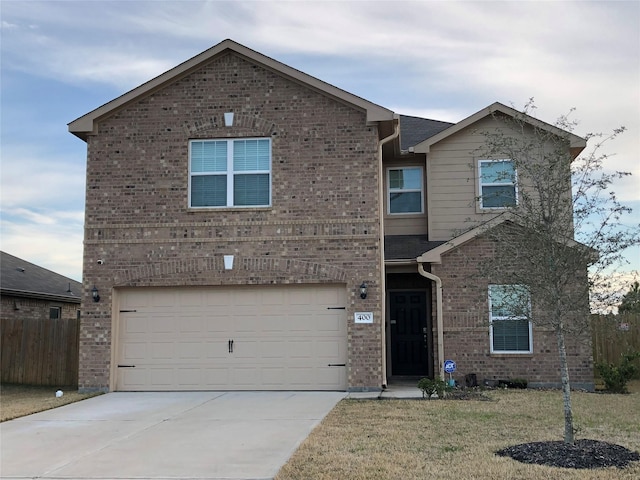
(378, 116, 400, 388)
(418, 263, 445, 380)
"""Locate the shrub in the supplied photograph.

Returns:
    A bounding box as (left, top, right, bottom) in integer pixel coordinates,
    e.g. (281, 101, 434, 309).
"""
(417, 378, 450, 399)
(596, 351, 640, 393)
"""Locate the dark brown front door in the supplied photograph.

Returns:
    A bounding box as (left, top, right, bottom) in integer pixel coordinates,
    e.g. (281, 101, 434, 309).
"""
(390, 291, 429, 376)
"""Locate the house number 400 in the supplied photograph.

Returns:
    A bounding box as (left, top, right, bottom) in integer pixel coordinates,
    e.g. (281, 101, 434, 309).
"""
(354, 312, 374, 324)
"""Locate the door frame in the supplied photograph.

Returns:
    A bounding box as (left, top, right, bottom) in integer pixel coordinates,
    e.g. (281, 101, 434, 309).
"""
(386, 289, 433, 381)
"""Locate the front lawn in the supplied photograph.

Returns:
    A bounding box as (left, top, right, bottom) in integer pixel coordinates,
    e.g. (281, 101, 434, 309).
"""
(0, 384, 101, 422)
(276, 381, 640, 480)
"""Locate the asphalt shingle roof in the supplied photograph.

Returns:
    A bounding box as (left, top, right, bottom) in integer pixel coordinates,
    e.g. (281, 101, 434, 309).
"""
(399, 115, 454, 151)
(384, 236, 446, 261)
(0, 251, 82, 302)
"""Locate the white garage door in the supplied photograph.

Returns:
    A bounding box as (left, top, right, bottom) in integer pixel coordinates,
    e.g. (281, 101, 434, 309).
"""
(115, 284, 347, 391)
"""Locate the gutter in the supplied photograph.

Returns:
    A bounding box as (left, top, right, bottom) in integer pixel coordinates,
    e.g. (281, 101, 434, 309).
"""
(377, 116, 400, 388)
(0, 288, 81, 304)
(417, 263, 445, 380)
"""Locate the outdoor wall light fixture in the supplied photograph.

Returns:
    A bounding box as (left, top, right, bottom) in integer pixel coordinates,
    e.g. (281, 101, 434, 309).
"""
(92, 286, 100, 303)
(359, 282, 368, 299)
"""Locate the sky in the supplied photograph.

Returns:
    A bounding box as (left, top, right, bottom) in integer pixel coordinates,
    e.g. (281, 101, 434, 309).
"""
(1, 0, 639, 286)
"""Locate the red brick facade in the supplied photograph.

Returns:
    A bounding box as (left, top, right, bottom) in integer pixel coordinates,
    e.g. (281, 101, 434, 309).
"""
(431, 234, 594, 389)
(79, 52, 384, 391)
(74, 42, 593, 392)
(1, 296, 79, 322)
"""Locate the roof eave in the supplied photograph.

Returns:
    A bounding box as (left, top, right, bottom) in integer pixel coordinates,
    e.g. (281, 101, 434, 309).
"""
(1, 288, 82, 304)
(68, 39, 395, 141)
(413, 102, 587, 155)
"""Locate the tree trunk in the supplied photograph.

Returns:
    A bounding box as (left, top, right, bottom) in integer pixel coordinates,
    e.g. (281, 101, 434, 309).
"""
(556, 323, 575, 444)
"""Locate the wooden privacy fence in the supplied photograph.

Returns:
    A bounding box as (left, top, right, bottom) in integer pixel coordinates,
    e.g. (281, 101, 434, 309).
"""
(592, 313, 640, 368)
(1, 317, 80, 386)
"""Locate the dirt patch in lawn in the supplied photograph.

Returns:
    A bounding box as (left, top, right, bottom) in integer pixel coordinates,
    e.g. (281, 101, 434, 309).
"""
(1, 384, 101, 422)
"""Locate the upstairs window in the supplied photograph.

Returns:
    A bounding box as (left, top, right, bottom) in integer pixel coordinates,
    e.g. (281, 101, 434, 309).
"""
(489, 284, 532, 354)
(388, 167, 423, 214)
(190, 138, 271, 208)
(478, 160, 517, 209)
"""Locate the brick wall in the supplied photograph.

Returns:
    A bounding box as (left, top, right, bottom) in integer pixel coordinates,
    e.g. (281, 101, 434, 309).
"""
(80, 52, 383, 391)
(1, 296, 79, 322)
(431, 234, 594, 389)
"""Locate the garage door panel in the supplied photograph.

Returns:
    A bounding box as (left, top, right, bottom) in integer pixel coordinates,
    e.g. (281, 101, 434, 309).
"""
(119, 368, 146, 389)
(122, 315, 148, 334)
(260, 341, 286, 358)
(316, 340, 342, 358)
(150, 368, 174, 386)
(149, 291, 176, 308)
(262, 368, 285, 385)
(176, 368, 201, 387)
(116, 284, 347, 391)
(151, 343, 174, 360)
(205, 341, 231, 359)
(179, 316, 203, 333)
(177, 290, 203, 309)
(288, 341, 314, 359)
(289, 289, 313, 305)
(122, 342, 147, 361)
(150, 315, 176, 334)
(176, 342, 203, 359)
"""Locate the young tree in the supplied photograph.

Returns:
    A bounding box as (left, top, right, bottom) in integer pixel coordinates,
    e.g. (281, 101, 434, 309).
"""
(618, 281, 640, 314)
(472, 100, 638, 444)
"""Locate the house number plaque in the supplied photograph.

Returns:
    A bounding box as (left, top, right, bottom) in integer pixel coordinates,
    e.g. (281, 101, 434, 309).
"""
(354, 312, 374, 324)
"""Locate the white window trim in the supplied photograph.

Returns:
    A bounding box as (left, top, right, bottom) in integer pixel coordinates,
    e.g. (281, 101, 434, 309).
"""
(477, 159, 518, 210)
(188, 137, 272, 209)
(488, 284, 533, 354)
(386, 166, 424, 215)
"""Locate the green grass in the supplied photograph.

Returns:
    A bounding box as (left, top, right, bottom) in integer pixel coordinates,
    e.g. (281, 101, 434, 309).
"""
(276, 381, 640, 480)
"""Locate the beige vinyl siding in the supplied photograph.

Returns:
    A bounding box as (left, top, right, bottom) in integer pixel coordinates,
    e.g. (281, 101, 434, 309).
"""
(427, 130, 480, 240)
(427, 116, 574, 240)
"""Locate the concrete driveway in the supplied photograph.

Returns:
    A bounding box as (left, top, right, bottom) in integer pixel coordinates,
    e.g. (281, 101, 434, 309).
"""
(0, 391, 345, 479)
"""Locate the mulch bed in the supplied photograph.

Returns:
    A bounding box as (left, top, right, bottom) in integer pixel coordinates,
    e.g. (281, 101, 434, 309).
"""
(496, 439, 640, 469)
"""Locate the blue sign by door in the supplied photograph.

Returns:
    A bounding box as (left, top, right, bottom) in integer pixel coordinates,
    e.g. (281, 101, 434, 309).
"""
(444, 360, 457, 373)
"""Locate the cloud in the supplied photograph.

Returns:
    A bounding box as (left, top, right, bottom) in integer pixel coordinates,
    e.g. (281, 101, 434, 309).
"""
(0, 148, 86, 210)
(0, 0, 637, 279)
(0, 208, 84, 281)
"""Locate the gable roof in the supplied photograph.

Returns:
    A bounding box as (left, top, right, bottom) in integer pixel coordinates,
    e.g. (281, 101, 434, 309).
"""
(68, 39, 396, 141)
(416, 213, 594, 264)
(0, 251, 82, 302)
(413, 102, 586, 157)
(399, 115, 454, 151)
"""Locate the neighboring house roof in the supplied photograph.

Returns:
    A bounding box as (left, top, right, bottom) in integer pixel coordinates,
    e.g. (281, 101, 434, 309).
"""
(413, 102, 587, 158)
(385, 235, 446, 261)
(68, 39, 396, 141)
(398, 115, 454, 151)
(0, 251, 82, 302)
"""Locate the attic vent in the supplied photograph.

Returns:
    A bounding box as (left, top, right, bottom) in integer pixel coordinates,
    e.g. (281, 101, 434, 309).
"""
(16, 267, 25, 273)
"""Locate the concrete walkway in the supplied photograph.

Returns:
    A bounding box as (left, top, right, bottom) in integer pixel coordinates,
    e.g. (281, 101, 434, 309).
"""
(346, 383, 424, 399)
(0, 391, 345, 480)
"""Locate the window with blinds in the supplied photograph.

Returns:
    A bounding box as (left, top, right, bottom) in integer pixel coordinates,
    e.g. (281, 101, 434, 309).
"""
(189, 138, 271, 208)
(478, 159, 517, 209)
(488, 284, 533, 354)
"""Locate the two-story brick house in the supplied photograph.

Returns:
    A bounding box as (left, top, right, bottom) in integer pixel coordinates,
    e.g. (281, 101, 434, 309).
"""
(69, 39, 594, 392)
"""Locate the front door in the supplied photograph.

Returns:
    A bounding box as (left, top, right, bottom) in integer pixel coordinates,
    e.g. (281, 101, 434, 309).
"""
(390, 291, 429, 376)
